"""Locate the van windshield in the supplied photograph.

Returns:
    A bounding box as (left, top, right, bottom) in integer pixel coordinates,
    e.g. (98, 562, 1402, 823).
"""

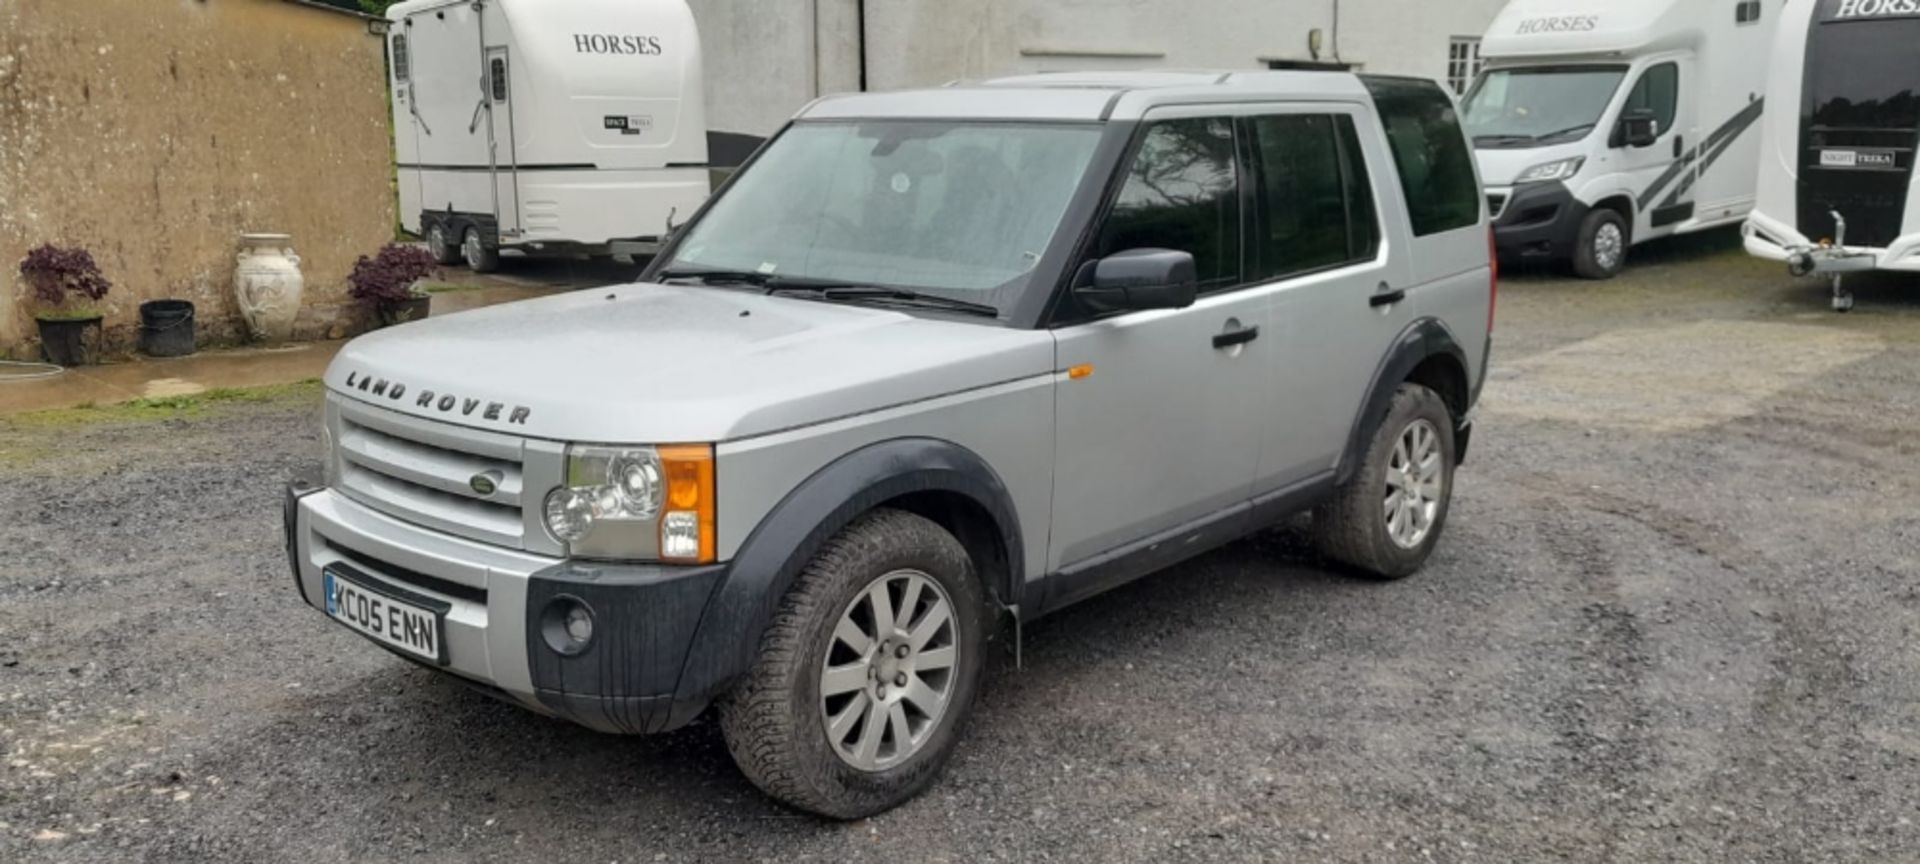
(662, 121, 1104, 316)
(1463, 67, 1627, 148)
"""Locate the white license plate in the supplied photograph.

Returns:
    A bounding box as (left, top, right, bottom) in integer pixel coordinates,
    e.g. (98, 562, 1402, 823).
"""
(1821, 150, 1859, 168)
(323, 566, 449, 665)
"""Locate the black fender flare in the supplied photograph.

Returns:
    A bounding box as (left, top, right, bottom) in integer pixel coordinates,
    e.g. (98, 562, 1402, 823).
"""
(1336, 317, 1471, 487)
(671, 437, 1025, 709)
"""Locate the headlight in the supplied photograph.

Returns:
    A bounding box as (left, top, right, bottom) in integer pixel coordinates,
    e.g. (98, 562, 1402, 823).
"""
(542, 444, 716, 563)
(1515, 157, 1585, 185)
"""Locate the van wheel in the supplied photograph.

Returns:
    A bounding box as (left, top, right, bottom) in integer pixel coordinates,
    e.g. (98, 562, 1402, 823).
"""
(1572, 209, 1628, 279)
(424, 222, 461, 266)
(720, 509, 987, 820)
(1313, 384, 1456, 579)
(461, 226, 500, 273)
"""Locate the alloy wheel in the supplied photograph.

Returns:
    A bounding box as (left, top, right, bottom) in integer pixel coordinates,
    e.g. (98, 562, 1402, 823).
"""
(818, 569, 959, 772)
(1384, 418, 1445, 549)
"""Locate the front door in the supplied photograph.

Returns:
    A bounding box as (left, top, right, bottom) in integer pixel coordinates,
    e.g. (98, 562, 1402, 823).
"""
(1620, 58, 1699, 238)
(483, 46, 519, 240)
(1045, 113, 1267, 608)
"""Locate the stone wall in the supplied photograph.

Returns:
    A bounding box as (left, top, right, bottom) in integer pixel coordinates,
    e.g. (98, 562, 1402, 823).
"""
(0, 0, 395, 358)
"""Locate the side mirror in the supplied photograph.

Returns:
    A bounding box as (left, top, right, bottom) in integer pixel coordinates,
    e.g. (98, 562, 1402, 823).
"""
(1617, 110, 1660, 148)
(1075, 249, 1199, 313)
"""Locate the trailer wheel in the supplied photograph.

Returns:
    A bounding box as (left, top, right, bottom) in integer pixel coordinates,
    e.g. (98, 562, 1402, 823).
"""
(461, 226, 500, 274)
(1572, 209, 1628, 280)
(424, 222, 461, 266)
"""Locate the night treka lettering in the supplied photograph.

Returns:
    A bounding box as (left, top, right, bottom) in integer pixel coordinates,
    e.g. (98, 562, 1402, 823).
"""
(343, 371, 530, 425)
(572, 34, 664, 55)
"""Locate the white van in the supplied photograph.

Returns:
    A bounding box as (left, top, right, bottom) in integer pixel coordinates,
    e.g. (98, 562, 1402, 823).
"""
(1744, 0, 1920, 311)
(1464, 0, 1778, 278)
(386, 0, 711, 271)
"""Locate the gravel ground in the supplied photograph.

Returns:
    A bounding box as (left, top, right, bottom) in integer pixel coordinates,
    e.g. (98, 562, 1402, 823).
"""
(2, 234, 1917, 862)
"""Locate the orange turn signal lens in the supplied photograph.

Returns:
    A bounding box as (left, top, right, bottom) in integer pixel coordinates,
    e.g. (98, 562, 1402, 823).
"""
(657, 444, 716, 563)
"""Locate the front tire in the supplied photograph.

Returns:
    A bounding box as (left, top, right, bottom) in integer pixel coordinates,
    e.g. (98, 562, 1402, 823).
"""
(1572, 208, 1628, 280)
(1313, 384, 1457, 579)
(720, 509, 987, 819)
(424, 222, 461, 266)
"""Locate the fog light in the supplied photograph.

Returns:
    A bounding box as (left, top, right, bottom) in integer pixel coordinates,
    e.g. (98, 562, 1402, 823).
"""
(540, 595, 595, 656)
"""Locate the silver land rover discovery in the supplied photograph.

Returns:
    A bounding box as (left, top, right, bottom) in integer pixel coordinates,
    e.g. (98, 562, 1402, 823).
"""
(284, 71, 1494, 818)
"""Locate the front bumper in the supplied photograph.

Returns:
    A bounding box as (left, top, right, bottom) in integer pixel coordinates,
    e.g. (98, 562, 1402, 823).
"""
(1490, 181, 1589, 261)
(283, 483, 726, 734)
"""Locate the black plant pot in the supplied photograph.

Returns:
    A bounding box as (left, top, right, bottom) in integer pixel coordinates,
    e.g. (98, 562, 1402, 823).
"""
(37, 315, 103, 367)
(378, 295, 432, 327)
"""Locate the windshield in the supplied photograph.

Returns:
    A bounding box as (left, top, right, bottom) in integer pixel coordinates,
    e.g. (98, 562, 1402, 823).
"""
(663, 121, 1104, 316)
(1463, 67, 1627, 148)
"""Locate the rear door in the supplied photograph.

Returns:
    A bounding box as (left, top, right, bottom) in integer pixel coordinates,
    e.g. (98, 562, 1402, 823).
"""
(1241, 108, 1411, 495)
(483, 46, 519, 239)
(400, 5, 490, 216)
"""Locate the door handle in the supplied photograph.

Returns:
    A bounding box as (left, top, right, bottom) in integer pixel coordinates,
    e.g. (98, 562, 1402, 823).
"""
(1212, 325, 1260, 349)
(1370, 287, 1407, 308)
(1673, 134, 1683, 159)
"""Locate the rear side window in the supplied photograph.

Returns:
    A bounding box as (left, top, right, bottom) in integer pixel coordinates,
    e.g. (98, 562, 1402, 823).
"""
(1093, 117, 1242, 288)
(1363, 77, 1480, 236)
(1246, 114, 1380, 279)
(1622, 63, 1678, 139)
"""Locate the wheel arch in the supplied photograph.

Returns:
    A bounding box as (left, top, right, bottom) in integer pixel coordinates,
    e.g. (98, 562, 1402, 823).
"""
(1337, 318, 1472, 487)
(672, 437, 1024, 711)
(1591, 193, 1636, 232)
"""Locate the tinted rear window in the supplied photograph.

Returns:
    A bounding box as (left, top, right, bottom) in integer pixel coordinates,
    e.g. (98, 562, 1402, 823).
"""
(1363, 76, 1481, 236)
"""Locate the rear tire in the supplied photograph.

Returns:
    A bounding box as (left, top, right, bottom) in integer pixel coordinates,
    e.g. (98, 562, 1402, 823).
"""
(1313, 384, 1457, 579)
(461, 226, 500, 273)
(1572, 208, 1628, 280)
(720, 509, 987, 820)
(424, 222, 461, 266)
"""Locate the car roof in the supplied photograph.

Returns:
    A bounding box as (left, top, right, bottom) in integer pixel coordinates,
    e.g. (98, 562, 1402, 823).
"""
(797, 70, 1376, 123)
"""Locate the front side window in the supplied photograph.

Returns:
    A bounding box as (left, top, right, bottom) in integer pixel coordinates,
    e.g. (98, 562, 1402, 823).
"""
(1091, 117, 1242, 289)
(1621, 63, 1679, 139)
(1247, 114, 1380, 280)
(1367, 76, 1482, 236)
(665, 121, 1104, 314)
(1463, 66, 1628, 148)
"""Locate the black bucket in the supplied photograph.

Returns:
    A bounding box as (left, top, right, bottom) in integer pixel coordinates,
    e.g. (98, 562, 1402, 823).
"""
(139, 300, 196, 358)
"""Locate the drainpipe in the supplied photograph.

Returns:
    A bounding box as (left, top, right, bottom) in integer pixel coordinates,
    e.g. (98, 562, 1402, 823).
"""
(1330, 0, 1344, 65)
(856, 0, 869, 91)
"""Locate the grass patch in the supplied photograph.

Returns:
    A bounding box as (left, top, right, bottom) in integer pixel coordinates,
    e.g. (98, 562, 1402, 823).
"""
(8, 379, 324, 428)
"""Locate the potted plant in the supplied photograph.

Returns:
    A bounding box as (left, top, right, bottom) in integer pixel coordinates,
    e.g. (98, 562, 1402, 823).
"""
(349, 244, 438, 326)
(18, 243, 112, 366)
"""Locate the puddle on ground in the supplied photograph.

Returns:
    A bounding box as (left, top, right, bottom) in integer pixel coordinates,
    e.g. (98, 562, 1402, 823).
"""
(140, 378, 208, 399)
(1482, 320, 1884, 432)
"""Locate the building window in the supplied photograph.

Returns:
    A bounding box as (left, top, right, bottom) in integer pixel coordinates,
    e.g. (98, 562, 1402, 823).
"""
(1736, 0, 1763, 24)
(391, 35, 409, 82)
(1446, 37, 1483, 95)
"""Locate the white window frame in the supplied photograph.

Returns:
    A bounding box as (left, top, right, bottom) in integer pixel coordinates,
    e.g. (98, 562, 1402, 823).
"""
(1446, 37, 1484, 95)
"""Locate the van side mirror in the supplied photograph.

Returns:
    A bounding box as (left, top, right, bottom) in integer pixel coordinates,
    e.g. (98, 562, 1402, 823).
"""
(1617, 110, 1660, 148)
(1075, 249, 1199, 312)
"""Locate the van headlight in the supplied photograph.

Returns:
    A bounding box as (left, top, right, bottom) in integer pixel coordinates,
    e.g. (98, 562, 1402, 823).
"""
(543, 444, 716, 563)
(1515, 157, 1585, 185)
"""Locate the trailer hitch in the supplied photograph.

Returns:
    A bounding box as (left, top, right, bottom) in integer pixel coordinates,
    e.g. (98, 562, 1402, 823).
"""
(1784, 210, 1876, 312)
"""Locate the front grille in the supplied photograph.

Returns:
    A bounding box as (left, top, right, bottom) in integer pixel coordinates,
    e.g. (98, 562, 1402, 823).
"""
(331, 395, 535, 551)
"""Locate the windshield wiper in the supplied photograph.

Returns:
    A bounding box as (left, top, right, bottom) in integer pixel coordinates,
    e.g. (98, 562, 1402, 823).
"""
(766, 284, 1001, 318)
(1530, 122, 1597, 143)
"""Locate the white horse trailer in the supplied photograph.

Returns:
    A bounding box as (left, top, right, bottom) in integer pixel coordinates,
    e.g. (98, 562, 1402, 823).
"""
(1744, 0, 1920, 310)
(1465, 0, 1778, 278)
(386, 0, 711, 271)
